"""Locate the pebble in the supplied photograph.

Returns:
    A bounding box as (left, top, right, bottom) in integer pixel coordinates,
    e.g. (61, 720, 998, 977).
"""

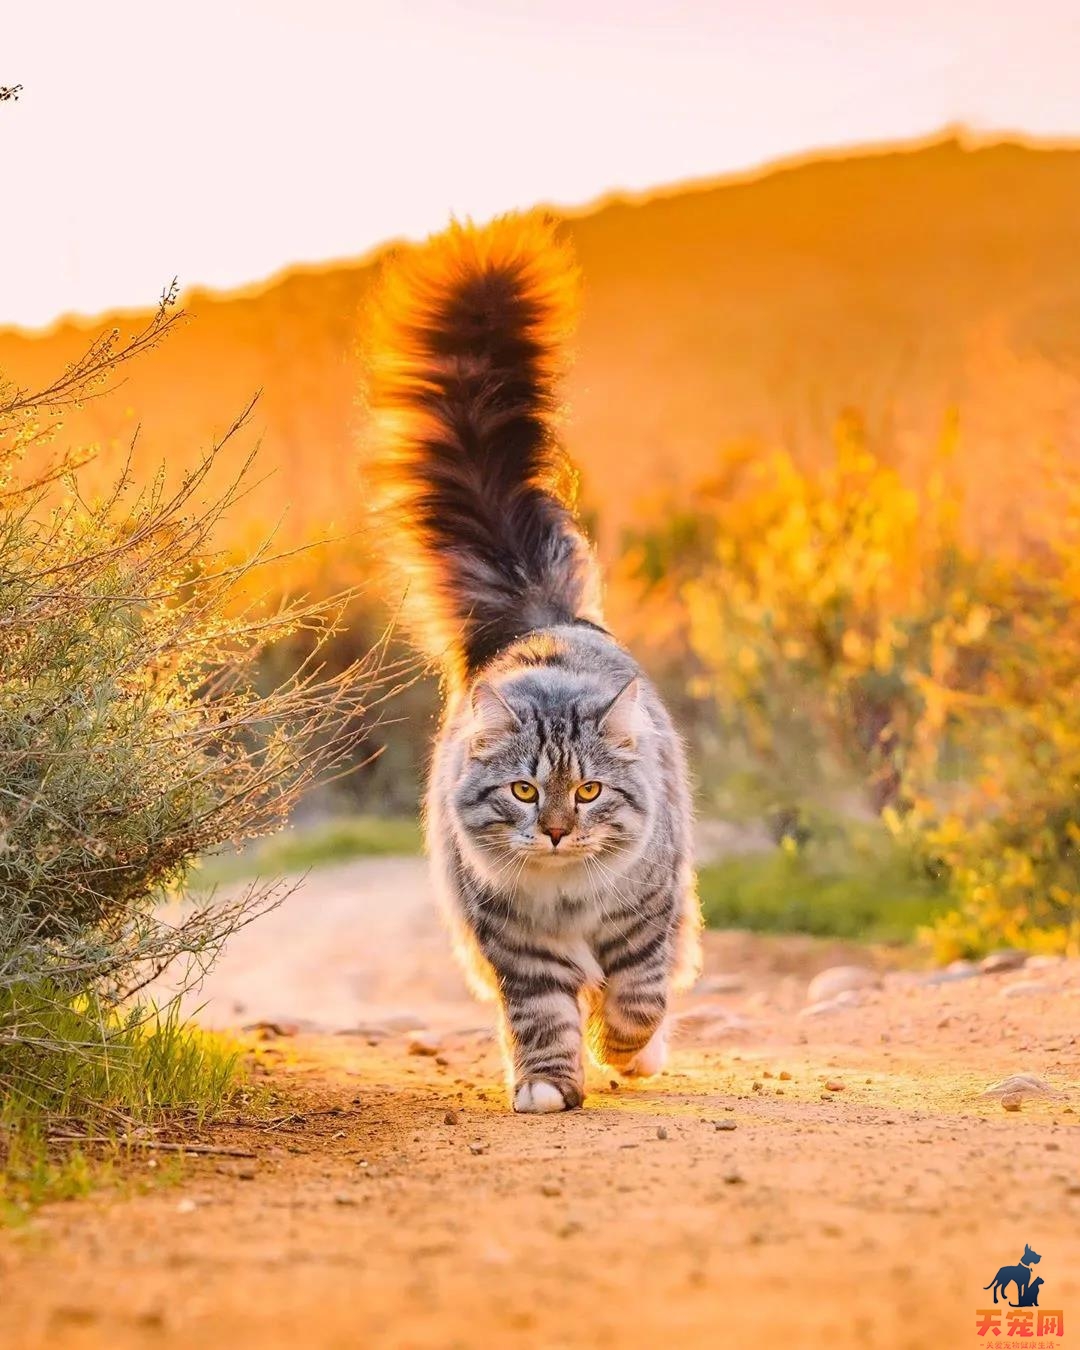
(334, 1192, 358, 1206)
(799, 998, 848, 1019)
(656, 1126, 669, 1140)
(443, 1110, 458, 1126)
(779, 1070, 792, 1081)
(824, 1080, 845, 1092)
(408, 1032, 441, 1057)
(694, 974, 746, 996)
(980, 949, 1028, 974)
(980, 1074, 1057, 1101)
(468, 1141, 487, 1155)
(176, 1198, 197, 1215)
(723, 1171, 745, 1185)
(921, 962, 979, 986)
(1001, 1095, 1023, 1112)
(1026, 954, 1066, 970)
(714, 1121, 737, 1132)
(806, 965, 881, 1005)
(540, 1182, 562, 1197)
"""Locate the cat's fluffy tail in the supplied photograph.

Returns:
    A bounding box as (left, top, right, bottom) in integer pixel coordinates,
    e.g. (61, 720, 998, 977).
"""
(366, 214, 601, 687)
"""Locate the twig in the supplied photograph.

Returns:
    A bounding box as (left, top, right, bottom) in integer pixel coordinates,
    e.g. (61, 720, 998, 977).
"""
(48, 1134, 257, 1159)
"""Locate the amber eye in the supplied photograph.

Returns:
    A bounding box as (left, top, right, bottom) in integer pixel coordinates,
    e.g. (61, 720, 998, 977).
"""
(575, 781, 602, 803)
(510, 781, 538, 803)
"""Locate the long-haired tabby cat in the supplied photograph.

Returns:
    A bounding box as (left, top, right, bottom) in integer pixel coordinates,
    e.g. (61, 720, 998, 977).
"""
(367, 214, 700, 1112)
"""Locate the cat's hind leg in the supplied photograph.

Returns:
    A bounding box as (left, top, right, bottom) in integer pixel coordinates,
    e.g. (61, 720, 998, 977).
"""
(588, 963, 669, 1078)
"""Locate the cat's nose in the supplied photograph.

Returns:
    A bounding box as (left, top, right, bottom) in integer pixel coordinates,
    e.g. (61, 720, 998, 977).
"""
(543, 825, 566, 846)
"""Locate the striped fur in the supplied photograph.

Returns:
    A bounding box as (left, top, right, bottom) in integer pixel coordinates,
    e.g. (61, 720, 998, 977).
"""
(367, 215, 700, 1112)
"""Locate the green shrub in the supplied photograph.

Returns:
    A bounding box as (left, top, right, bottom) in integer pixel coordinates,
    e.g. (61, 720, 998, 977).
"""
(0, 289, 392, 1187)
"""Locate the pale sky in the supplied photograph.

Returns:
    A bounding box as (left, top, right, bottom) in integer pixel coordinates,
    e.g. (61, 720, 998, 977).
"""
(5, 0, 1080, 328)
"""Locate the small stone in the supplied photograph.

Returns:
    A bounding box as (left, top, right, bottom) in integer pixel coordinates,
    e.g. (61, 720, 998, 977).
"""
(468, 1141, 487, 1155)
(443, 1110, 458, 1126)
(1001, 1094, 1023, 1112)
(824, 1079, 845, 1092)
(921, 962, 979, 986)
(714, 1121, 737, 1132)
(694, 973, 746, 995)
(558, 1219, 584, 1238)
(434, 1055, 449, 1066)
(175, 1198, 197, 1215)
(609, 1080, 619, 1091)
(980, 949, 1028, 975)
(236, 1167, 257, 1181)
(806, 965, 880, 1005)
(723, 1170, 744, 1185)
(656, 1125, 669, 1140)
(408, 1032, 441, 1057)
(334, 1192, 358, 1206)
(779, 1071, 792, 1081)
(540, 1182, 562, 1197)
(762, 1070, 774, 1079)
(752, 1081, 763, 1092)
(980, 1074, 1058, 1101)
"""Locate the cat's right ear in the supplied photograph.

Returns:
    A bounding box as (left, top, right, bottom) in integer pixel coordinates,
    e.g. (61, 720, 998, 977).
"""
(466, 682, 519, 756)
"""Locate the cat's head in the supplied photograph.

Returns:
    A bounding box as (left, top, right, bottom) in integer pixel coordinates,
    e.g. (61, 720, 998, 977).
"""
(451, 671, 655, 886)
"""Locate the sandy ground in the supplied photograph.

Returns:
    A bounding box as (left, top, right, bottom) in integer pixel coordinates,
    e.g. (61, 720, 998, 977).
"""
(2, 857, 1079, 1350)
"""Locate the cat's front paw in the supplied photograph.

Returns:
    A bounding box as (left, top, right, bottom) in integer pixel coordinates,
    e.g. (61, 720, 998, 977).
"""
(513, 1078, 583, 1113)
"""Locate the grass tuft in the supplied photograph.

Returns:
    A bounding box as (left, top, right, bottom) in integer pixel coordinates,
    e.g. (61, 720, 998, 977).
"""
(0, 988, 243, 1222)
(698, 826, 947, 943)
(192, 815, 422, 889)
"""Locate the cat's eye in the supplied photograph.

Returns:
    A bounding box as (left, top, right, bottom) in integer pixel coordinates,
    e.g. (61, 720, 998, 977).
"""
(575, 781, 602, 803)
(510, 781, 538, 803)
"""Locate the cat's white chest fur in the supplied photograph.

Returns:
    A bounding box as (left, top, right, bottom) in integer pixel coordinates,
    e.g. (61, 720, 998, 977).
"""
(513, 871, 606, 984)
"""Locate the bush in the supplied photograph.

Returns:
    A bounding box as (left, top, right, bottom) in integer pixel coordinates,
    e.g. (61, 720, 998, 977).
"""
(626, 415, 1080, 956)
(0, 288, 395, 1161)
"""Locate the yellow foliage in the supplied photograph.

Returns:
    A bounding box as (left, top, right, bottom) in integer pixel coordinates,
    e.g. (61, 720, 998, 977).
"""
(629, 413, 1080, 955)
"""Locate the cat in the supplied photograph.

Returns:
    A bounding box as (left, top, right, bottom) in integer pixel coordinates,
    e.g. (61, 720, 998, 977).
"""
(1012, 1276, 1044, 1308)
(366, 214, 701, 1112)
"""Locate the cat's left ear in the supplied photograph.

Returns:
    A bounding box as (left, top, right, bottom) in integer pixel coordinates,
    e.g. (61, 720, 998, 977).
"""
(598, 677, 646, 750)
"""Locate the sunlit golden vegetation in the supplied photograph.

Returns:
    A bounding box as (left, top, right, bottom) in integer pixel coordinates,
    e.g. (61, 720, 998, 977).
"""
(623, 410, 1080, 958)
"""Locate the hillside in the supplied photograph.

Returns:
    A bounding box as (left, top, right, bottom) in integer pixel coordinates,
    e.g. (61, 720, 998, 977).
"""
(4, 135, 1080, 565)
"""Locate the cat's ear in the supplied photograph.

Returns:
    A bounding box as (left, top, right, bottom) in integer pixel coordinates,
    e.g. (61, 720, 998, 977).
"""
(598, 677, 646, 750)
(467, 681, 519, 755)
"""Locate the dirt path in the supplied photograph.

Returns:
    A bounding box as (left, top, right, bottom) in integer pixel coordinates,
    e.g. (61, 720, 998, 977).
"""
(3, 859, 1079, 1350)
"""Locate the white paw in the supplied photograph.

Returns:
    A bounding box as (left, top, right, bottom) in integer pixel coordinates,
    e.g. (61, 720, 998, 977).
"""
(623, 1023, 668, 1078)
(513, 1081, 569, 1114)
